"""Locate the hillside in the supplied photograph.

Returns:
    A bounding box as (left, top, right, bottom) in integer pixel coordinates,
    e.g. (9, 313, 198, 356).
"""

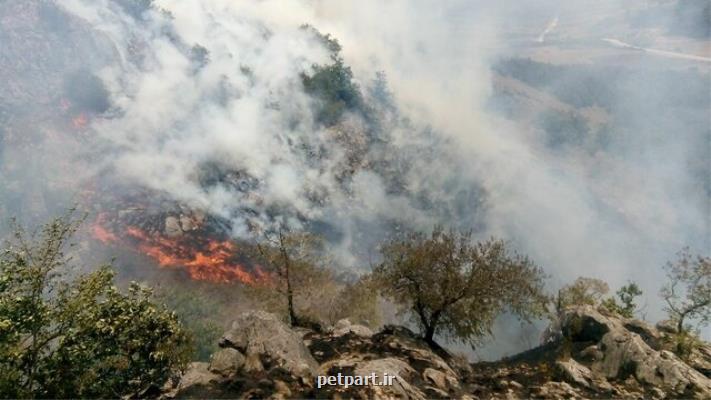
(0, 1, 709, 398)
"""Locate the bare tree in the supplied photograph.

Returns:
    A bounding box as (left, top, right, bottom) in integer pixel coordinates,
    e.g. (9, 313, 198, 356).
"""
(253, 229, 325, 327)
(660, 249, 710, 334)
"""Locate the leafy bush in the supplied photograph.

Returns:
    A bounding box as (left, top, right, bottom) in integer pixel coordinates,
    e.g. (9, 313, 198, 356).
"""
(156, 286, 222, 361)
(0, 214, 191, 398)
(246, 232, 380, 329)
(663, 330, 704, 361)
(601, 282, 643, 318)
(327, 275, 381, 328)
(303, 59, 364, 126)
(63, 69, 111, 114)
(300, 28, 364, 126)
(554, 277, 609, 313)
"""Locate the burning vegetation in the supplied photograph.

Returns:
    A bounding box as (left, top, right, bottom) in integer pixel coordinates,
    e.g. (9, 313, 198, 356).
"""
(91, 210, 269, 284)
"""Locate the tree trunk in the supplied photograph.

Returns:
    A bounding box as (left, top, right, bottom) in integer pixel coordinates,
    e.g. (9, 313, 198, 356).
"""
(423, 309, 443, 346)
(277, 230, 298, 327)
(286, 266, 297, 326)
(424, 324, 436, 345)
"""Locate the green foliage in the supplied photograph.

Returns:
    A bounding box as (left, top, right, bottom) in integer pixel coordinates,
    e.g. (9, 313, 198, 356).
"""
(368, 71, 395, 111)
(0, 214, 191, 398)
(302, 59, 364, 126)
(156, 286, 222, 362)
(555, 277, 609, 313)
(248, 234, 381, 329)
(63, 69, 111, 114)
(373, 227, 548, 347)
(300, 28, 363, 126)
(660, 249, 710, 334)
(538, 110, 590, 149)
(251, 231, 331, 327)
(300, 24, 342, 54)
(601, 282, 643, 318)
(494, 58, 710, 113)
(663, 330, 704, 361)
(329, 275, 381, 328)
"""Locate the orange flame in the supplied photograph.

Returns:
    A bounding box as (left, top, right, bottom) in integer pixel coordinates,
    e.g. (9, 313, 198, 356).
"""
(92, 213, 118, 243)
(91, 217, 267, 284)
(72, 113, 88, 129)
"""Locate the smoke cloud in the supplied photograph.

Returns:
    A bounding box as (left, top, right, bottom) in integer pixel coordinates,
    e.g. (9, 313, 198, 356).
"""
(1, 0, 709, 356)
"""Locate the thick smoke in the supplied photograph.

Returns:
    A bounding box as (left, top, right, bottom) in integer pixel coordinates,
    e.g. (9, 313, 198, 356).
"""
(2, 0, 709, 357)
(298, 0, 709, 310)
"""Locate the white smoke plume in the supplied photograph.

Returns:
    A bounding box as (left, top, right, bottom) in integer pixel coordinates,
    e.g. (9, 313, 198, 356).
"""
(2, 0, 708, 356)
(62, 0, 708, 305)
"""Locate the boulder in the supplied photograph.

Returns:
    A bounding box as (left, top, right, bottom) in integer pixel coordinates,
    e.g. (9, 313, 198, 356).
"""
(656, 320, 678, 334)
(560, 306, 610, 342)
(555, 359, 593, 388)
(331, 318, 374, 338)
(561, 306, 711, 398)
(164, 216, 182, 237)
(220, 311, 318, 378)
(688, 343, 711, 377)
(531, 381, 580, 398)
(624, 319, 663, 349)
(165, 362, 227, 399)
(354, 357, 426, 400)
(423, 368, 449, 391)
(579, 344, 604, 362)
(208, 348, 245, 377)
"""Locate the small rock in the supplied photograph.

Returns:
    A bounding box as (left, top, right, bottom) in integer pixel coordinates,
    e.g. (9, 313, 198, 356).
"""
(331, 318, 374, 338)
(243, 352, 264, 373)
(166, 362, 224, 398)
(532, 381, 579, 398)
(650, 387, 666, 399)
(273, 380, 292, 399)
(579, 344, 604, 362)
(555, 359, 593, 388)
(164, 216, 182, 237)
(656, 320, 678, 334)
(208, 347, 245, 376)
(424, 386, 449, 397)
(423, 368, 449, 391)
(495, 380, 510, 390)
(508, 380, 523, 390)
(354, 357, 425, 399)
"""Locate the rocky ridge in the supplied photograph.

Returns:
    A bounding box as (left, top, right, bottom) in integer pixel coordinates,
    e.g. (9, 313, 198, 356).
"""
(163, 306, 711, 399)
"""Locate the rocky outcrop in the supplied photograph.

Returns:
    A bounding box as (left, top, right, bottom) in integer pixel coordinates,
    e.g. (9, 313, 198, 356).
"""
(561, 306, 711, 399)
(165, 308, 711, 399)
(219, 311, 318, 378)
(313, 324, 462, 399)
(329, 318, 373, 338)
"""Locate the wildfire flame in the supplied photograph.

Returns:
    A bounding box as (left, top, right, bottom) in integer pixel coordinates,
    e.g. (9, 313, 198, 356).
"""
(92, 213, 118, 243)
(72, 113, 89, 129)
(91, 215, 268, 284)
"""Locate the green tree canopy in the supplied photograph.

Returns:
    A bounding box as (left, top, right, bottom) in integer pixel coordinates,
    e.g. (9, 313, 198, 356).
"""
(373, 227, 548, 347)
(555, 277, 609, 313)
(0, 213, 191, 398)
(601, 282, 643, 318)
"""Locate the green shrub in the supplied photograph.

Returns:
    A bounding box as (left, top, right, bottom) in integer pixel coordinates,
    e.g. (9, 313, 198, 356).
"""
(0, 214, 192, 398)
